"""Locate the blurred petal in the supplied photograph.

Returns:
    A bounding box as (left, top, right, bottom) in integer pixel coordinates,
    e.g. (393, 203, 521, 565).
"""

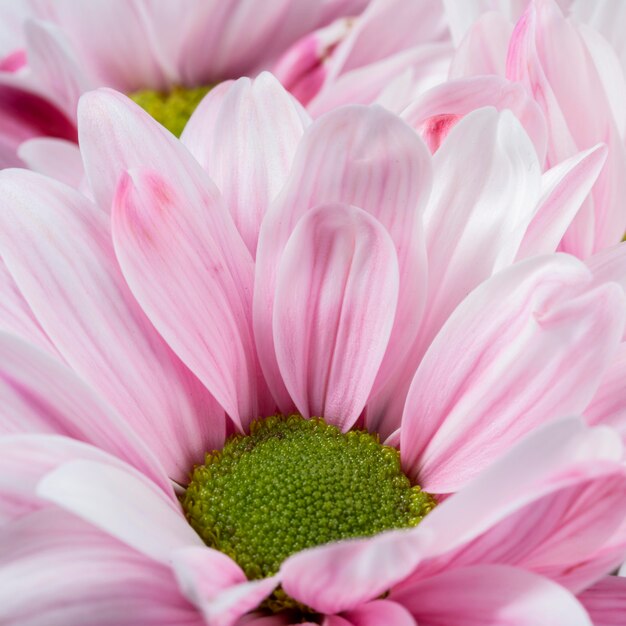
(579, 576, 626, 626)
(18, 137, 85, 190)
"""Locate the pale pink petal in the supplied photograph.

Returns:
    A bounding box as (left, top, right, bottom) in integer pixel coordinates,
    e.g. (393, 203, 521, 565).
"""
(181, 73, 310, 257)
(0, 169, 225, 482)
(506, 0, 626, 257)
(0, 508, 202, 626)
(0, 334, 171, 494)
(255, 105, 432, 414)
(578, 576, 626, 626)
(449, 11, 513, 78)
(517, 144, 608, 260)
(173, 548, 278, 626)
(587, 242, 626, 295)
(406, 419, 626, 592)
(392, 565, 592, 626)
(280, 529, 429, 614)
(0, 434, 138, 524)
(401, 255, 625, 492)
(112, 167, 272, 431)
(38, 459, 202, 563)
(24, 19, 91, 119)
(421, 107, 542, 346)
(402, 75, 547, 161)
(343, 600, 416, 626)
(585, 343, 626, 438)
(273, 204, 399, 430)
(308, 44, 452, 117)
(0, 259, 57, 357)
(18, 137, 85, 190)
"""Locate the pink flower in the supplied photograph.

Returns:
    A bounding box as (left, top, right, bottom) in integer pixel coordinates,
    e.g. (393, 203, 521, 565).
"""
(1, 74, 626, 624)
(0, 0, 367, 168)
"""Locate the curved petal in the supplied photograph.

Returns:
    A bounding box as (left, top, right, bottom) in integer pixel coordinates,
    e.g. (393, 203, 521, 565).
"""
(273, 204, 399, 430)
(0, 168, 225, 481)
(255, 105, 432, 414)
(517, 144, 608, 260)
(578, 576, 626, 626)
(0, 508, 202, 626)
(18, 137, 85, 190)
(401, 75, 547, 161)
(112, 167, 272, 430)
(408, 419, 626, 593)
(392, 565, 592, 626)
(279, 529, 429, 615)
(343, 600, 416, 626)
(0, 434, 142, 524)
(0, 333, 171, 494)
(38, 459, 202, 563)
(585, 343, 626, 438)
(181, 73, 310, 257)
(401, 255, 625, 492)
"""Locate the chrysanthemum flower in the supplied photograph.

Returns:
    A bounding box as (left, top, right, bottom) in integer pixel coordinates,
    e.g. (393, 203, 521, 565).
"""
(1, 73, 626, 623)
(0, 0, 367, 167)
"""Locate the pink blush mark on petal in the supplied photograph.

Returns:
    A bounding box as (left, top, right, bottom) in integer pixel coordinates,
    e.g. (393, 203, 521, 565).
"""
(417, 113, 462, 153)
(0, 49, 27, 72)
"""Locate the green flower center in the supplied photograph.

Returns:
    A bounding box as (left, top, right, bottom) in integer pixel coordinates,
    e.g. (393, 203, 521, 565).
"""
(129, 85, 213, 137)
(181, 415, 435, 583)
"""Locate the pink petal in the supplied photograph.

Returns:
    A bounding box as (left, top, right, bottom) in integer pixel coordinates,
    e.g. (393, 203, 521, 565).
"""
(255, 104, 432, 415)
(401, 255, 625, 492)
(279, 529, 429, 614)
(181, 73, 310, 257)
(409, 418, 626, 592)
(392, 565, 592, 626)
(0, 168, 225, 482)
(0, 333, 171, 494)
(343, 600, 416, 626)
(0, 259, 58, 357)
(448, 11, 514, 78)
(38, 459, 202, 563)
(585, 343, 626, 438)
(402, 75, 547, 162)
(587, 242, 626, 301)
(24, 19, 91, 119)
(173, 548, 278, 626)
(112, 167, 272, 430)
(421, 107, 542, 347)
(517, 144, 608, 260)
(0, 508, 202, 626)
(0, 434, 142, 524)
(273, 204, 399, 430)
(579, 576, 626, 626)
(18, 137, 86, 190)
(506, 0, 626, 257)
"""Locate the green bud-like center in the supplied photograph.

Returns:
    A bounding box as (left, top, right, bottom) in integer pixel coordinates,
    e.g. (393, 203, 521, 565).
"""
(181, 415, 435, 586)
(129, 85, 213, 137)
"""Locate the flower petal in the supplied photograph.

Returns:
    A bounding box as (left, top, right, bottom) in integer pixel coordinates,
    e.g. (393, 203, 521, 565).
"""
(0, 333, 171, 493)
(0, 508, 201, 626)
(181, 73, 310, 257)
(273, 204, 399, 430)
(401, 255, 625, 492)
(279, 529, 429, 614)
(517, 144, 608, 260)
(18, 137, 86, 190)
(410, 418, 626, 592)
(255, 104, 432, 414)
(343, 600, 416, 626)
(579, 576, 626, 626)
(112, 167, 272, 430)
(392, 565, 592, 626)
(38, 459, 202, 563)
(0, 168, 225, 482)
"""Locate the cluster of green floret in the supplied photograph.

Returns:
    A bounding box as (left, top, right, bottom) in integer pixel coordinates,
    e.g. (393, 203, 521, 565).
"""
(129, 85, 212, 137)
(181, 414, 436, 582)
